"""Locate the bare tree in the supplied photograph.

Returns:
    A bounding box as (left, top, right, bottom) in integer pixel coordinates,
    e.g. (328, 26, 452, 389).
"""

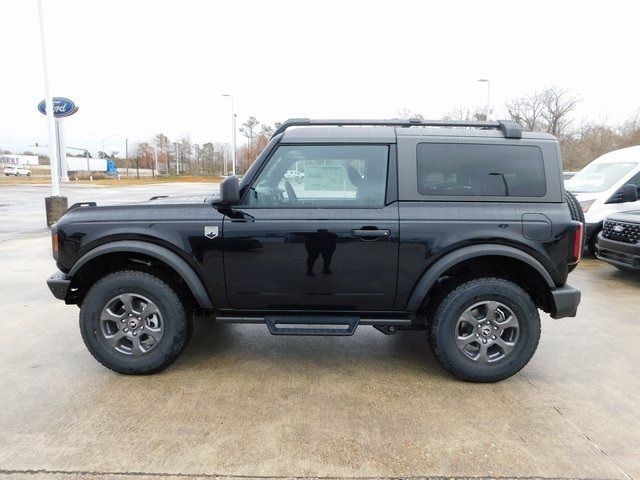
(240, 116, 260, 148)
(506, 87, 580, 137)
(153, 133, 170, 174)
(397, 108, 425, 120)
(442, 106, 489, 121)
(540, 87, 581, 137)
(506, 93, 545, 131)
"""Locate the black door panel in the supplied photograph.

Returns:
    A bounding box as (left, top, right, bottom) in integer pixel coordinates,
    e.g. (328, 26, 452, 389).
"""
(223, 205, 399, 310)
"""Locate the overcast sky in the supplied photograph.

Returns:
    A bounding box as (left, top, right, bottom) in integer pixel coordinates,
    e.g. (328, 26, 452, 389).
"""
(2, 0, 639, 156)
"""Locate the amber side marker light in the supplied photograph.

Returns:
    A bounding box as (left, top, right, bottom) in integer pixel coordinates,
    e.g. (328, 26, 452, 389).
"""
(51, 231, 59, 259)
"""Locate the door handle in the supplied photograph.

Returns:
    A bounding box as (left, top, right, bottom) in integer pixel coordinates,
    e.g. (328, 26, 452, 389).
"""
(351, 227, 390, 240)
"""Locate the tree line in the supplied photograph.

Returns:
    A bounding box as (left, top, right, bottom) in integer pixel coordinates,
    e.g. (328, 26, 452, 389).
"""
(4, 87, 639, 175)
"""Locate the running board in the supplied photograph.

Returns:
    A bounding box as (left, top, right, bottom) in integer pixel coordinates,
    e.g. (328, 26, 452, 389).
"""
(214, 314, 414, 336)
(265, 315, 359, 336)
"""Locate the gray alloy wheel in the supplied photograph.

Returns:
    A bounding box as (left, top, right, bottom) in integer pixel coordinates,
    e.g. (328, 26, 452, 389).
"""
(455, 300, 519, 363)
(100, 293, 164, 356)
(429, 277, 540, 382)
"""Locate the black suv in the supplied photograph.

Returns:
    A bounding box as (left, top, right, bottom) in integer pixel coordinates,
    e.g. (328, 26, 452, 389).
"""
(47, 119, 583, 382)
(596, 211, 640, 271)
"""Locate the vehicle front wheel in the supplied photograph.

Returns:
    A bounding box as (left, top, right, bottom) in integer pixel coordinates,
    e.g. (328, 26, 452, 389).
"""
(429, 277, 541, 382)
(80, 270, 192, 374)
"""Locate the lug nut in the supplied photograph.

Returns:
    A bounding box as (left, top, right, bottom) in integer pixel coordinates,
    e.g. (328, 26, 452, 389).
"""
(494, 326, 498, 330)
(121, 319, 125, 323)
(133, 332, 137, 336)
(123, 328, 129, 332)
(475, 333, 479, 338)
(482, 339, 487, 344)
(491, 335, 496, 340)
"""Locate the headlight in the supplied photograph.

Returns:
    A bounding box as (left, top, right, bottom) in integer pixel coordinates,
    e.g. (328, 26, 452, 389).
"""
(579, 199, 595, 213)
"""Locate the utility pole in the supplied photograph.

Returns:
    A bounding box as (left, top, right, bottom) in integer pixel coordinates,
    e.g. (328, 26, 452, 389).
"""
(175, 143, 180, 176)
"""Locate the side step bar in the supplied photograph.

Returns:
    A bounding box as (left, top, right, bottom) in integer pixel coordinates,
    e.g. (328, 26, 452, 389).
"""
(214, 315, 415, 336)
(266, 315, 359, 336)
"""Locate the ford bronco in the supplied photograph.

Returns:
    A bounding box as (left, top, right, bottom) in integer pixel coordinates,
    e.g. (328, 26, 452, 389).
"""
(47, 118, 583, 382)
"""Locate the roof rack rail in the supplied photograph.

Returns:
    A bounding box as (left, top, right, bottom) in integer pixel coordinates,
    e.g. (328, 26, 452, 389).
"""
(272, 118, 522, 139)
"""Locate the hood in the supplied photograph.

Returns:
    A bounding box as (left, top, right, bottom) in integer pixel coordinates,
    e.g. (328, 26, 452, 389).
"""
(571, 192, 599, 204)
(141, 194, 218, 205)
(607, 210, 640, 224)
(58, 194, 222, 226)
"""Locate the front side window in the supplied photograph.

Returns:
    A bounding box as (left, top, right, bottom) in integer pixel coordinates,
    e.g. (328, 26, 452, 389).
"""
(243, 145, 389, 208)
(417, 143, 546, 197)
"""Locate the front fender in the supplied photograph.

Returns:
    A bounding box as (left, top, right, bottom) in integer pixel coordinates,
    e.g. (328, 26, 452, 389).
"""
(68, 240, 214, 309)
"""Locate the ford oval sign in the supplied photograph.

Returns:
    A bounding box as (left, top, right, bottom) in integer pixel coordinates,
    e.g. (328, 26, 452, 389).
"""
(37, 97, 78, 118)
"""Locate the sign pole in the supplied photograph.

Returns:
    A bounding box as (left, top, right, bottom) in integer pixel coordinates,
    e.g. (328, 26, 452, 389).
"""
(36, 0, 60, 196)
(55, 119, 69, 182)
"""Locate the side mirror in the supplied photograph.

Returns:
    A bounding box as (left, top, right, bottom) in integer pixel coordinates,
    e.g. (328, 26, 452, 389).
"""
(621, 183, 638, 203)
(219, 175, 240, 205)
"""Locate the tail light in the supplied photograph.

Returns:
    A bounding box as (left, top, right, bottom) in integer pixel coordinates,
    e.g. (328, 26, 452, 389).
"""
(570, 222, 583, 264)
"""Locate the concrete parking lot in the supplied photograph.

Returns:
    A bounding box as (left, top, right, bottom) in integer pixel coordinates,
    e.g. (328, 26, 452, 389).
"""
(0, 183, 639, 480)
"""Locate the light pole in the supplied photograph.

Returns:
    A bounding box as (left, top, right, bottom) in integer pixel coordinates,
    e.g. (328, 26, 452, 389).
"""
(37, 0, 67, 225)
(36, 0, 59, 192)
(222, 94, 236, 176)
(91, 133, 116, 154)
(175, 143, 180, 176)
(477, 78, 491, 119)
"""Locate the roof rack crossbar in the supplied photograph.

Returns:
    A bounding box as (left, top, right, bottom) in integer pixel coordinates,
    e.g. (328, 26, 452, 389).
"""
(272, 118, 522, 139)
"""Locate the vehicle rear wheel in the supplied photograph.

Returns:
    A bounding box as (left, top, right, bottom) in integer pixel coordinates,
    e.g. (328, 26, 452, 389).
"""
(565, 191, 585, 269)
(429, 277, 541, 382)
(79, 270, 191, 374)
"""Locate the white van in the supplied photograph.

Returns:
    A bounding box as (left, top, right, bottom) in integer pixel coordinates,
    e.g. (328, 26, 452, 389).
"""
(565, 146, 640, 254)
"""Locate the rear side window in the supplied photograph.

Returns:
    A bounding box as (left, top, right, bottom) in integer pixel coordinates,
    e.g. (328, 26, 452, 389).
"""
(416, 143, 546, 197)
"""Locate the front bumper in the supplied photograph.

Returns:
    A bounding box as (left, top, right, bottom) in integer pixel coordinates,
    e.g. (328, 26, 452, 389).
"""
(47, 271, 71, 300)
(595, 234, 640, 270)
(549, 284, 581, 319)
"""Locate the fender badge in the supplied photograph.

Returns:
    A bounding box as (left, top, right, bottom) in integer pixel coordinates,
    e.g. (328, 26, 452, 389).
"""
(204, 226, 219, 239)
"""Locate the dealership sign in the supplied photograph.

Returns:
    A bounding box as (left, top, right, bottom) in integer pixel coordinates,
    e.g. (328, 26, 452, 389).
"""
(37, 97, 78, 118)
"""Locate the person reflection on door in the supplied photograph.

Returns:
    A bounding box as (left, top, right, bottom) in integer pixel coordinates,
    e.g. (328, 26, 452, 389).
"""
(305, 229, 337, 276)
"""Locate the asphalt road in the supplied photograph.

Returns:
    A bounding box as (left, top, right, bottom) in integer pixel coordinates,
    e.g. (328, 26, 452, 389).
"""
(0, 183, 639, 480)
(0, 183, 218, 242)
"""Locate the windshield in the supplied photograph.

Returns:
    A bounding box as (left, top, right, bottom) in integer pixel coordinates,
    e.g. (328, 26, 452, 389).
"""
(566, 161, 638, 193)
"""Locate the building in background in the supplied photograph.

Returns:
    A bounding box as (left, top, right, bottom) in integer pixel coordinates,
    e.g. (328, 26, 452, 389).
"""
(0, 154, 39, 166)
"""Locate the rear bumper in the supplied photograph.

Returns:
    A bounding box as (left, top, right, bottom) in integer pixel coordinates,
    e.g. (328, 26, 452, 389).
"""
(596, 234, 640, 270)
(47, 271, 71, 300)
(549, 284, 581, 319)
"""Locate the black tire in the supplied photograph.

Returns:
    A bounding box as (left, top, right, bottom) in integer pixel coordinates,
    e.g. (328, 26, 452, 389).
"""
(80, 270, 191, 374)
(565, 190, 584, 225)
(587, 229, 600, 257)
(565, 191, 585, 269)
(429, 277, 541, 383)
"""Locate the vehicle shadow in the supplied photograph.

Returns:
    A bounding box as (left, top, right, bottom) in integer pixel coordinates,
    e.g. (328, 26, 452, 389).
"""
(175, 317, 449, 379)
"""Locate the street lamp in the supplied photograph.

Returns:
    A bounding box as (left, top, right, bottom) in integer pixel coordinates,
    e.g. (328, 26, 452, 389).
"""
(91, 133, 116, 154)
(222, 94, 237, 176)
(477, 78, 491, 119)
